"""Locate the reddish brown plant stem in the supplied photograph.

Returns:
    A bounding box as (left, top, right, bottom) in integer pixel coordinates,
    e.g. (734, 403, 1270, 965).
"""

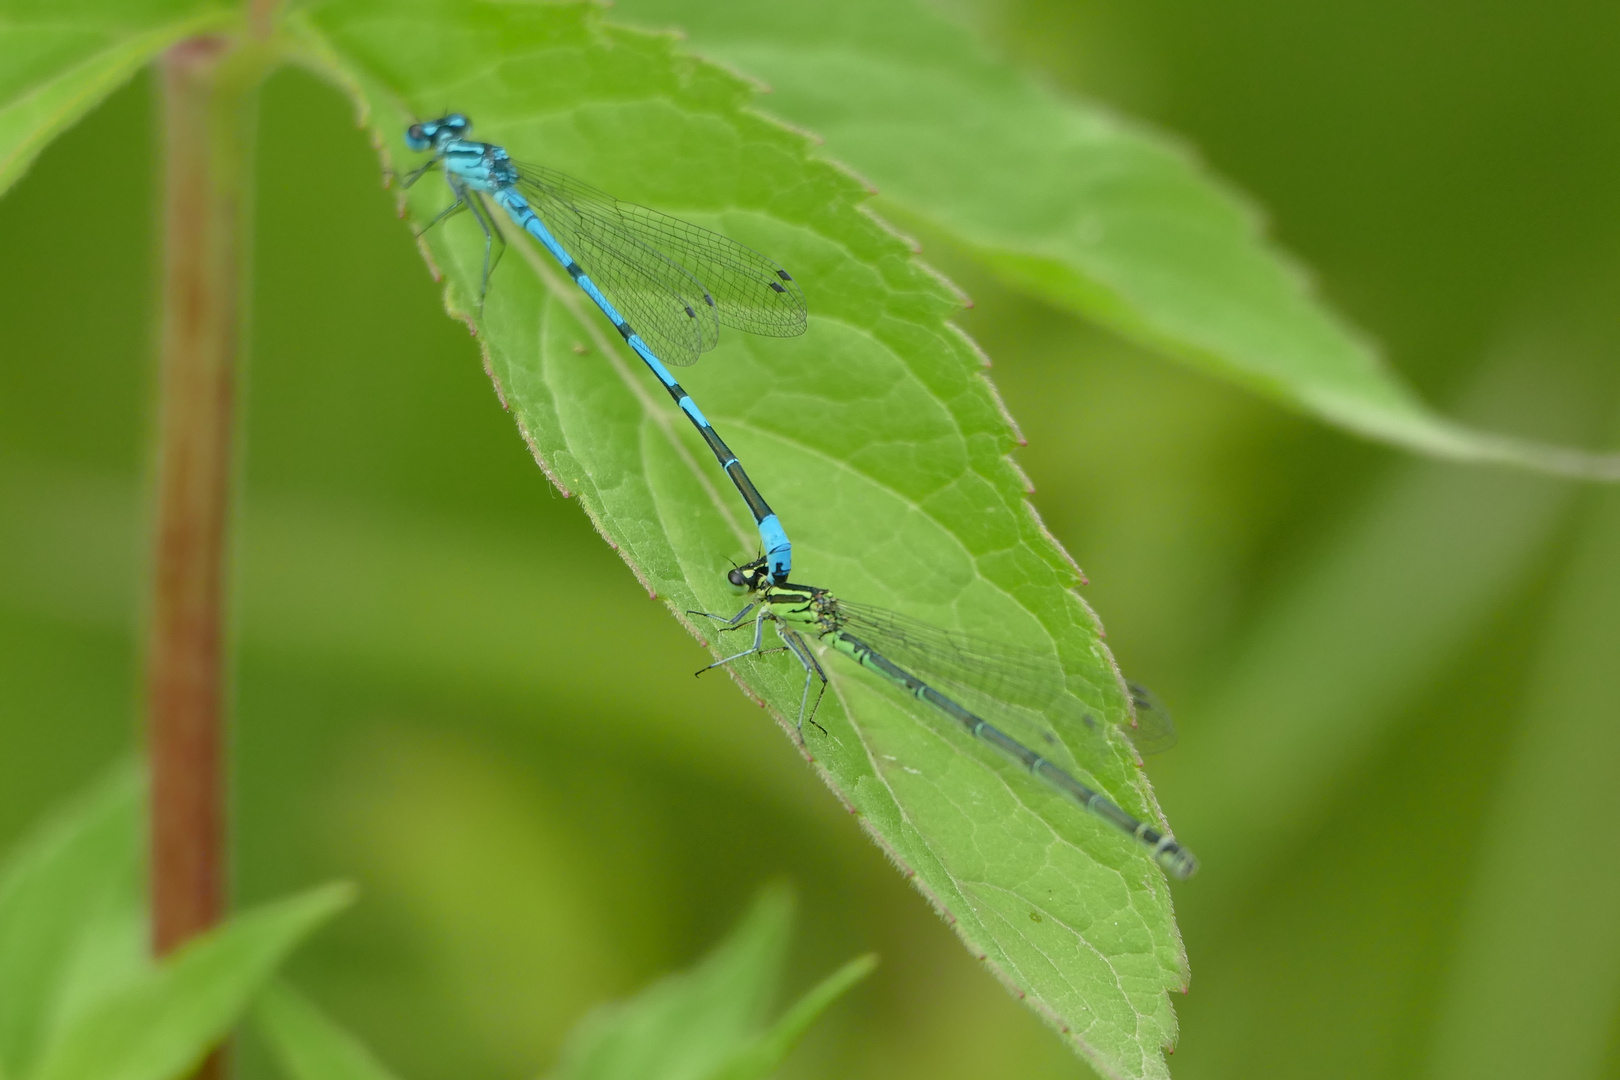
(148, 33, 260, 1079)
(247, 0, 278, 41)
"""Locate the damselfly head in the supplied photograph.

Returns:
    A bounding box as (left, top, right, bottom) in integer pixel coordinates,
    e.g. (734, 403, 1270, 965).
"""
(727, 557, 772, 594)
(406, 113, 472, 152)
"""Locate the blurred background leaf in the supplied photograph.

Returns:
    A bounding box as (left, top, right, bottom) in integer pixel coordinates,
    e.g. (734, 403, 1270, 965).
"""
(616, 0, 1620, 478)
(2, 0, 1620, 1078)
(1423, 464, 1620, 1080)
(0, 0, 232, 195)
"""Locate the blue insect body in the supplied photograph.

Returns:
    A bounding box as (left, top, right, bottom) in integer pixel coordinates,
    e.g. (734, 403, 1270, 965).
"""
(404, 114, 805, 583)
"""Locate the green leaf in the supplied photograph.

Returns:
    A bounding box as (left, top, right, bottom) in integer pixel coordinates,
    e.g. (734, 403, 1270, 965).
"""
(253, 981, 402, 1080)
(547, 887, 870, 1080)
(705, 953, 878, 1080)
(289, 2, 1186, 1076)
(0, 0, 235, 197)
(611, 0, 1620, 479)
(28, 883, 354, 1080)
(0, 764, 145, 1079)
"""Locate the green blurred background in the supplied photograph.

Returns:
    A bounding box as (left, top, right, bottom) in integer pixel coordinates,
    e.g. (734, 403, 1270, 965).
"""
(3, 1, 1619, 1077)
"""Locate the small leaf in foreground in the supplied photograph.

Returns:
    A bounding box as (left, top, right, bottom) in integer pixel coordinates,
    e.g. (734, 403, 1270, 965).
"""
(28, 882, 354, 1080)
(0, 764, 145, 1079)
(254, 981, 402, 1080)
(705, 952, 878, 1080)
(546, 886, 871, 1080)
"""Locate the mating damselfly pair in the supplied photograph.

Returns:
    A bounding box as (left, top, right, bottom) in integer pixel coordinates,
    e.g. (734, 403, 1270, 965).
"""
(403, 114, 1198, 879)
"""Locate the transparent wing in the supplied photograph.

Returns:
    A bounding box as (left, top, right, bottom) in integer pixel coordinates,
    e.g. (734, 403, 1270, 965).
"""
(833, 601, 1071, 711)
(833, 601, 1176, 762)
(516, 166, 807, 365)
(831, 602, 1101, 769)
(1124, 681, 1178, 754)
(515, 168, 713, 365)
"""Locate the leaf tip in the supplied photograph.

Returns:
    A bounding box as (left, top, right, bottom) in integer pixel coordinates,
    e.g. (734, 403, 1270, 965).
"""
(306, 879, 361, 916)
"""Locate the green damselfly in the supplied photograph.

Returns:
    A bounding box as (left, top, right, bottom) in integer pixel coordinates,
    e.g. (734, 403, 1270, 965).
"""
(694, 559, 1198, 880)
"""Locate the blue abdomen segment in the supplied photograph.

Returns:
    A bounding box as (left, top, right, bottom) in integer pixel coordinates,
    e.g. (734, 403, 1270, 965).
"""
(757, 516, 791, 583)
(487, 183, 793, 581)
